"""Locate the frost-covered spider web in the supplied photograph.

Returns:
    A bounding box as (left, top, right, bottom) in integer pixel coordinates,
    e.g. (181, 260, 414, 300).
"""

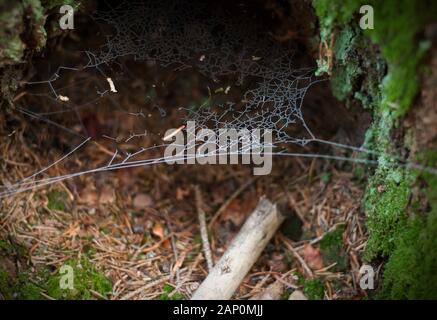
(1, 0, 434, 198)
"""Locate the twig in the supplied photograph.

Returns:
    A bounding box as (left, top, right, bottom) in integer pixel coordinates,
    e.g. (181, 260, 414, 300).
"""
(192, 197, 284, 300)
(195, 185, 214, 272)
(280, 234, 313, 277)
(120, 275, 170, 300)
(164, 210, 181, 288)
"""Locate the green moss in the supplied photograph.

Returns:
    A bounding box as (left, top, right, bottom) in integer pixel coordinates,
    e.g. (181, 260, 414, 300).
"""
(370, 151, 437, 299)
(41, 0, 81, 10)
(380, 154, 437, 299)
(0, 0, 82, 67)
(15, 272, 46, 299)
(303, 279, 325, 300)
(0, 267, 51, 300)
(320, 225, 344, 249)
(313, 0, 436, 115)
(46, 258, 112, 300)
(23, 0, 48, 51)
(312, 0, 437, 299)
(280, 290, 291, 300)
(0, 239, 14, 254)
(364, 167, 415, 260)
(364, 0, 435, 117)
(47, 190, 68, 211)
(0, 1, 26, 65)
(359, 113, 410, 261)
(159, 284, 185, 300)
(320, 225, 348, 271)
(312, 0, 361, 40)
(0, 268, 14, 299)
(0, 256, 111, 300)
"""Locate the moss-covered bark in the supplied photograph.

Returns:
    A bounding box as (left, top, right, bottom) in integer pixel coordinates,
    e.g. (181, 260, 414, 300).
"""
(312, 0, 437, 299)
(0, 0, 82, 102)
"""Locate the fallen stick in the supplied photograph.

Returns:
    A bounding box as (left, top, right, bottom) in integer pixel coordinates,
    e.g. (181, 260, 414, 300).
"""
(195, 185, 214, 271)
(191, 197, 284, 300)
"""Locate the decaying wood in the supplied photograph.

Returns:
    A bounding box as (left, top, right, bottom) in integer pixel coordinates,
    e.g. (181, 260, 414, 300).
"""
(191, 197, 284, 300)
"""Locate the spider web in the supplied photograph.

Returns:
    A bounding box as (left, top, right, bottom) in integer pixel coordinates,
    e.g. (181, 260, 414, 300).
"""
(1, 0, 435, 198)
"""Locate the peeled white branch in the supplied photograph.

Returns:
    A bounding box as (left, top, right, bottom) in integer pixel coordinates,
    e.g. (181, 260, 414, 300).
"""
(191, 197, 284, 300)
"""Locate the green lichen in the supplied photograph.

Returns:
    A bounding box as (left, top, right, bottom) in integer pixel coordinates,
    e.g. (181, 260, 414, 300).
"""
(312, 1, 361, 41)
(312, 1, 383, 109)
(0, 1, 26, 65)
(330, 25, 363, 102)
(0, 0, 82, 67)
(23, 0, 48, 52)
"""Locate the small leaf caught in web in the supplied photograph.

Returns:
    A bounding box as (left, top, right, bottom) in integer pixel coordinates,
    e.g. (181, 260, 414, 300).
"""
(163, 125, 185, 141)
(106, 77, 117, 93)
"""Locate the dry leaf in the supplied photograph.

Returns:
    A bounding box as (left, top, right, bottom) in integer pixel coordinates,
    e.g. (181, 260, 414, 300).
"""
(152, 223, 165, 241)
(107, 77, 117, 93)
(221, 199, 245, 226)
(162, 239, 171, 250)
(133, 193, 153, 209)
(99, 187, 115, 204)
(176, 187, 190, 200)
(63, 221, 80, 238)
(302, 243, 324, 270)
(267, 252, 288, 272)
(79, 189, 98, 206)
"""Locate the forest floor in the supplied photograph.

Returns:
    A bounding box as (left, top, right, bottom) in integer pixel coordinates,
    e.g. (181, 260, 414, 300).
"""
(0, 54, 370, 299)
(0, 122, 368, 300)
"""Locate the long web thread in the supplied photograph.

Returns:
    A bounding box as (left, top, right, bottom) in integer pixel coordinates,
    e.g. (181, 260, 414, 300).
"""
(3, 0, 436, 198)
